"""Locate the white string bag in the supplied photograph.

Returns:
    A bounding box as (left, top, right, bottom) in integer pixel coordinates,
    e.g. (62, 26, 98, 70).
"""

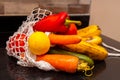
(6, 7, 56, 71)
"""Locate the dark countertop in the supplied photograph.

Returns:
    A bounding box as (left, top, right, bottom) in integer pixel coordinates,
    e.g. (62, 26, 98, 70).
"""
(0, 15, 120, 80)
(0, 35, 120, 80)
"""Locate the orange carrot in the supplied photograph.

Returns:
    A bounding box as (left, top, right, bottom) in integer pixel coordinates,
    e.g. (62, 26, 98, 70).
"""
(48, 33, 81, 45)
(36, 54, 79, 73)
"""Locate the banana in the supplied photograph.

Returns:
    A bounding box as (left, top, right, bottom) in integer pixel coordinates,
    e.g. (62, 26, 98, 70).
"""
(60, 25, 108, 60)
(61, 41, 108, 60)
(77, 25, 101, 37)
(82, 36, 102, 45)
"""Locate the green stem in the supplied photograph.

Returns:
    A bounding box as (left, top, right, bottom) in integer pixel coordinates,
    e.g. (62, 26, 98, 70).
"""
(65, 19, 82, 26)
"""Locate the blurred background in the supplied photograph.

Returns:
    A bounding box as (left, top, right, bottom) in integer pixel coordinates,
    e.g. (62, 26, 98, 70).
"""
(90, 0, 120, 42)
(0, 0, 90, 15)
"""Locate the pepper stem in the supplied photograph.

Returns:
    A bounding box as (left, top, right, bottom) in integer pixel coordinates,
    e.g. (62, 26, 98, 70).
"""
(65, 19, 82, 26)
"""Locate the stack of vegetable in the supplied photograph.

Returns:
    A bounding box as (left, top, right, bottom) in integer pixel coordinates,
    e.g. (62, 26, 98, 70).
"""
(6, 8, 108, 76)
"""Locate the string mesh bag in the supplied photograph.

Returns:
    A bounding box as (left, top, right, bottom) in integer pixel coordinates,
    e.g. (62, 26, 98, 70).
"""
(6, 7, 57, 71)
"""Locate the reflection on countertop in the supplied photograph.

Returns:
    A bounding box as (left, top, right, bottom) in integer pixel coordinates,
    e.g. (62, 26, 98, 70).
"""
(0, 0, 90, 16)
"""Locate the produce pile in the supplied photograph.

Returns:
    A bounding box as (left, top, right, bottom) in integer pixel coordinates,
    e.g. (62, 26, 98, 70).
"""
(6, 7, 108, 76)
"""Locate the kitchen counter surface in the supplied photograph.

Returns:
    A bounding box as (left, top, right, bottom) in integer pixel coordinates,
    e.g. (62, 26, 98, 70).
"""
(0, 34, 120, 80)
(0, 13, 120, 80)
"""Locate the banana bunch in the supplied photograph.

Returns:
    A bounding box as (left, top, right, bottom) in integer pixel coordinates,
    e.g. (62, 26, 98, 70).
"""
(77, 25, 102, 45)
(61, 25, 108, 60)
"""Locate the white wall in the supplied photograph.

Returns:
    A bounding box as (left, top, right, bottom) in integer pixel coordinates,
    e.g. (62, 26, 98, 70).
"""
(90, 0, 120, 42)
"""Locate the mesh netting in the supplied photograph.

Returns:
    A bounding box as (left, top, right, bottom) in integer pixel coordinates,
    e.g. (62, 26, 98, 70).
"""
(6, 7, 56, 71)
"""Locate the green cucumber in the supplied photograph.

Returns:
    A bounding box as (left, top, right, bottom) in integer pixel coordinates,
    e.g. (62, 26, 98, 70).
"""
(48, 47, 94, 66)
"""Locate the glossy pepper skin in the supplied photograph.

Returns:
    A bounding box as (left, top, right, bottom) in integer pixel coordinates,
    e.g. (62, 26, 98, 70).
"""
(33, 12, 81, 34)
(65, 23, 77, 35)
(33, 12, 69, 33)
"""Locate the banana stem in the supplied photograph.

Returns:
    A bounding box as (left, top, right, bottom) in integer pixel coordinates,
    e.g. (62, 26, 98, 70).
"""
(65, 19, 82, 26)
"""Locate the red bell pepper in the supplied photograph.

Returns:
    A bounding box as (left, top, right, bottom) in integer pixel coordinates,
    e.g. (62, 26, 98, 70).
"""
(65, 23, 78, 35)
(33, 12, 81, 34)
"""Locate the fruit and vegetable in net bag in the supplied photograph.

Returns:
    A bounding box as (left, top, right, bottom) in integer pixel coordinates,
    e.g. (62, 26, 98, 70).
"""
(6, 7, 110, 76)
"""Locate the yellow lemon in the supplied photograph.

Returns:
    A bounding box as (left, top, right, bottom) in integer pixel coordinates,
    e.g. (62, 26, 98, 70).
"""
(28, 32, 50, 55)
